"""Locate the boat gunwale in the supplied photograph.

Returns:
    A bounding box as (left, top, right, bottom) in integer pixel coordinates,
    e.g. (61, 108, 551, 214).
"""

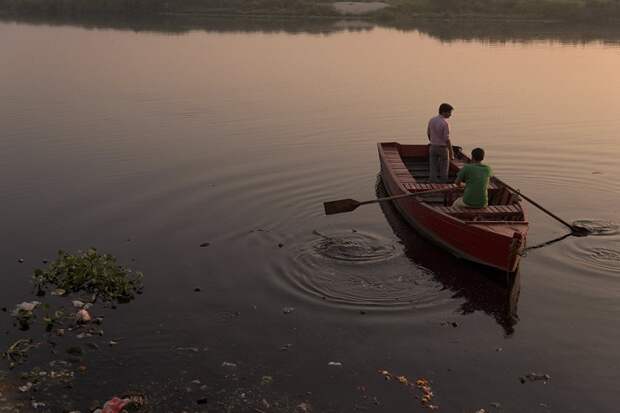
(378, 141, 527, 272)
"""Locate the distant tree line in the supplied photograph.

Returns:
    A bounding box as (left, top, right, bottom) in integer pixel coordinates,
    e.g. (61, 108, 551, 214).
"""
(1, 0, 619, 21)
(380, 0, 620, 21)
(0, 0, 167, 15)
(0, 0, 337, 16)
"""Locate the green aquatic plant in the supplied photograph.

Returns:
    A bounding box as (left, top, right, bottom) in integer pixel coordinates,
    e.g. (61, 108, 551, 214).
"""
(32, 249, 143, 304)
(1, 338, 39, 368)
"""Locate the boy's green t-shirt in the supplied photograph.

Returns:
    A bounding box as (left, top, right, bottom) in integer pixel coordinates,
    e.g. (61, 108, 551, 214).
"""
(456, 163, 493, 208)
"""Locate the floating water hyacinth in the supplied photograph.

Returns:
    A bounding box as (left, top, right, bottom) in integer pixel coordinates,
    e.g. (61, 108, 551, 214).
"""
(32, 249, 143, 304)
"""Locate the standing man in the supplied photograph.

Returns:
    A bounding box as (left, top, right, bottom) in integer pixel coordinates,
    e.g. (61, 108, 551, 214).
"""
(427, 103, 454, 183)
(453, 148, 493, 208)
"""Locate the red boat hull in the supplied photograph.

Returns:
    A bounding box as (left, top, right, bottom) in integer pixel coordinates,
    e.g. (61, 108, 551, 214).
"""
(379, 142, 527, 272)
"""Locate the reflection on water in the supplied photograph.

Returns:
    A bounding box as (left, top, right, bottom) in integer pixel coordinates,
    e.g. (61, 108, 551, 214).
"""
(4, 14, 620, 44)
(1, 15, 619, 411)
(376, 178, 520, 336)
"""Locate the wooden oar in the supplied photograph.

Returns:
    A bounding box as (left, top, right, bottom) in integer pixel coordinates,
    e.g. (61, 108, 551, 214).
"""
(499, 181, 590, 236)
(324, 186, 458, 215)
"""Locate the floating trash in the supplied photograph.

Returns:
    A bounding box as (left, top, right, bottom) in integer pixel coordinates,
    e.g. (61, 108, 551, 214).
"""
(76, 309, 92, 323)
(519, 372, 551, 384)
(378, 370, 438, 410)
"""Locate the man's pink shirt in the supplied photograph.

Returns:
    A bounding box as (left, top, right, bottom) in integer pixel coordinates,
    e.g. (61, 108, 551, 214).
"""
(427, 115, 450, 146)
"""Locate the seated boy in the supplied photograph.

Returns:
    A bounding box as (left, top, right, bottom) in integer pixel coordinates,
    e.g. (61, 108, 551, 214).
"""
(452, 148, 492, 208)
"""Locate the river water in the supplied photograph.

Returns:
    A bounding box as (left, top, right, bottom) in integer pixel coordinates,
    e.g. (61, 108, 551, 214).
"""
(1, 17, 619, 412)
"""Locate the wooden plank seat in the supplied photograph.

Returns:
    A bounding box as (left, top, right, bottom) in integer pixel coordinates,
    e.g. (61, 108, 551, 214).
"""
(433, 204, 523, 221)
(404, 182, 499, 192)
(403, 183, 456, 192)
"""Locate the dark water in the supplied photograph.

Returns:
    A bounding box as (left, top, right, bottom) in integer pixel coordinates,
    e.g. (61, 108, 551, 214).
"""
(1, 16, 620, 412)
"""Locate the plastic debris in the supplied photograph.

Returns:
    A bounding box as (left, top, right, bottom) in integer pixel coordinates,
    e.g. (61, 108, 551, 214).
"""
(520, 372, 551, 384)
(261, 376, 273, 385)
(378, 370, 439, 410)
(221, 361, 237, 368)
(282, 307, 295, 314)
(328, 361, 343, 367)
(101, 397, 130, 413)
(76, 309, 92, 323)
(50, 289, 66, 296)
(18, 382, 33, 392)
(96, 394, 145, 413)
(13, 301, 41, 314)
(72, 300, 85, 308)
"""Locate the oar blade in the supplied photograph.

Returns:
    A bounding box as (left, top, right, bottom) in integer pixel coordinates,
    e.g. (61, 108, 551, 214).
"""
(323, 198, 361, 215)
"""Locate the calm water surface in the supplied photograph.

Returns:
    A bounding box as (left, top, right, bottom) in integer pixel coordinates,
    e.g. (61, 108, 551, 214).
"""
(1, 18, 620, 412)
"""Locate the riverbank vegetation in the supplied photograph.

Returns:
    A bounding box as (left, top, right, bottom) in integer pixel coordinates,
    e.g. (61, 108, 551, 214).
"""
(0, 0, 619, 22)
(0, 0, 337, 17)
(380, 0, 620, 22)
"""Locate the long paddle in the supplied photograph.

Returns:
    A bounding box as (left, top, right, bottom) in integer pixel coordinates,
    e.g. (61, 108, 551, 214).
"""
(498, 180, 589, 236)
(452, 146, 590, 236)
(324, 186, 457, 215)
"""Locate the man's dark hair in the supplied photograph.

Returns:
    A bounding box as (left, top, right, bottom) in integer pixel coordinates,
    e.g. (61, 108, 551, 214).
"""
(438, 103, 453, 114)
(471, 147, 485, 162)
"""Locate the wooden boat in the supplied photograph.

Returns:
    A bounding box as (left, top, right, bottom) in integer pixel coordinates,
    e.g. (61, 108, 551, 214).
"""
(378, 142, 528, 272)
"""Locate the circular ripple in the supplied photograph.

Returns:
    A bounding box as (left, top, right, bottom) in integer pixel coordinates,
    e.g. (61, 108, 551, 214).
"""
(586, 248, 620, 273)
(271, 230, 453, 309)
(572, 220, 619, 236)
(551, 236, 620, 278)
(310, 230, 398, 263)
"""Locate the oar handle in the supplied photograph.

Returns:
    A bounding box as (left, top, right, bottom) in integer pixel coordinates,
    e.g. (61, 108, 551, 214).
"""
(358, 186, 459, 206)
(498, 180, 576, 231)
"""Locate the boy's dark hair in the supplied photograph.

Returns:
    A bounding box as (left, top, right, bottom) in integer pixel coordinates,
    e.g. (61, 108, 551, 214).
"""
(471, 147, 485, 162)
(438, 103, 453, 114)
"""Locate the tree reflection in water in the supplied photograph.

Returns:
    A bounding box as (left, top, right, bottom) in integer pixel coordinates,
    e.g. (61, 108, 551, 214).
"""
(3, 14, 620, 45)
